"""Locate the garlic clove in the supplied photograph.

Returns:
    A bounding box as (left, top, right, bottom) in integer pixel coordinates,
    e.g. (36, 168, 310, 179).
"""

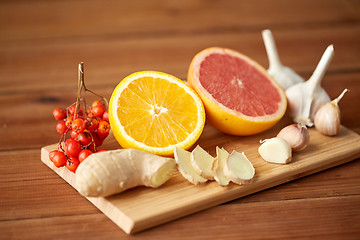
(314, 89, 349, 136)
(277, 123, 310, 152)
(258, 137, 292, 164)
(286, 45, 333, 126)
(314, 104, 340, 136)
(262, 29, 304, 90)
(309, 89, 331, 122)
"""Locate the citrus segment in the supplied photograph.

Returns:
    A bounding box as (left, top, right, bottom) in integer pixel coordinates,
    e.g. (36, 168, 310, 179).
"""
(188, 47, 287, 135)
(109, 71, 205, 156)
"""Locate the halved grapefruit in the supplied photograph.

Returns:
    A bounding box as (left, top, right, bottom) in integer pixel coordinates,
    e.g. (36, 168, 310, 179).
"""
(188, 47, 287, 136)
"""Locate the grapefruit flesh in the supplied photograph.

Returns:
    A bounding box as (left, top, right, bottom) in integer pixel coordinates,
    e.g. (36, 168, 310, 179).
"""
(188, 47, 287, 136)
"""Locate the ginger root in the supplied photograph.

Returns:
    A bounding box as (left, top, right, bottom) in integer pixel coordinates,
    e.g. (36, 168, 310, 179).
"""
(224, 151, 255, 184)
(175, 145, 255, 186)
(212, 147, 230, 186)
(174, 146, 208, 184)
(191, 145, 215, 180)
(75, 149, 176, 197)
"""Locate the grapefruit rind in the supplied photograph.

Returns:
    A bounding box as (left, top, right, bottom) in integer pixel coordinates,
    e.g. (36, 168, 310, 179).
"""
(188, 47, 287, 136)
(109, 71, 206, 156)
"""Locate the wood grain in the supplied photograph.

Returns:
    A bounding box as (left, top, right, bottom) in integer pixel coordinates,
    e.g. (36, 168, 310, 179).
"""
(40, 124, 360, 234)
(1, 26, 360, 93)
(1, 0, 359, 42)
(2, 195, 359, 240)
(1, 0, 360, 239)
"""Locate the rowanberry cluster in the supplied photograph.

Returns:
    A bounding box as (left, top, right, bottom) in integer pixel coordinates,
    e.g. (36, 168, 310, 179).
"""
(49, 62, 111, 173)
(49, 100, 110, 173)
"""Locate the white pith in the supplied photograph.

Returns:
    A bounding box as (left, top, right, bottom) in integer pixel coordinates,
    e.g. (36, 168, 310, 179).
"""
(150, 105, 168, 116)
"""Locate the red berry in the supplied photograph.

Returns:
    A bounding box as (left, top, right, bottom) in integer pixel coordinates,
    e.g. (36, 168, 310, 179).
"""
(93, 133, 104, 147)
(67, 104, 76, 115)
(86, 109, 95, 118)
(65, 116, 74, 128)
(88, 143, 96, 152)
(88, 134, 103, 151)
(97, 131, 109, 140)
(77, 108, 84, 117)
(70, 130, 79, 139)
(102, 111, 109, 122)
(97, 120, 110, 136)
(52, 151, 67, 168)
(92, 101, 106, 118)
(56, 121, 68, 135)
(78, 149, 93, 163)
(92, 106, 105, 118)
(68, 103, 83, 116)
(96, 150, 107, 153)
(91, 100, 102, 108)
(78, 132, 92, 146)
(65, 138, 73, 145)
(66, 157, 80, 173)
(49, 150, 58, 162)
(53, 108, 66, 120)
(65, 139, 81, 157)
(85, 118, 98, 131)
(72, 118, 86, 133)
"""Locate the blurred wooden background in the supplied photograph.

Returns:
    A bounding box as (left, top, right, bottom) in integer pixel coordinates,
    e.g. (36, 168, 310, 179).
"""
(1, 0, 359, 239)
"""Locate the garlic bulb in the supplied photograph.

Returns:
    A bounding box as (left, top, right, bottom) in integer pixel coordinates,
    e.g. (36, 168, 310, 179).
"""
(285, 45, 334, 126)
(277, 123, 310, 152)
(314, 89, 349, 136)
(262, 29, 304, 90)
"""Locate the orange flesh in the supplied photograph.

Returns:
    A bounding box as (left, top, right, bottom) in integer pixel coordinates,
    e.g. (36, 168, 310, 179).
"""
(116, 77, 199, 147)
(199, 53, 281, 117)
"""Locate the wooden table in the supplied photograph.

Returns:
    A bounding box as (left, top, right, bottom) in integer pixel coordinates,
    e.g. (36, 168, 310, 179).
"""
(1, 1, 359, 239)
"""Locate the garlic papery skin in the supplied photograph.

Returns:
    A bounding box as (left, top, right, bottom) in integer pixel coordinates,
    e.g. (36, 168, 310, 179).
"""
(277, 123, 310, 152)
(285, 45, 333, 126)
(262, 29, 304, 90)
(314, 89, 349, 136)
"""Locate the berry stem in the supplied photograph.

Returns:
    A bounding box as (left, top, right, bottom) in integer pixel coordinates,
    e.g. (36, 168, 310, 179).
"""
(77, 62, 108, 108)
(58, 128, 69, 153)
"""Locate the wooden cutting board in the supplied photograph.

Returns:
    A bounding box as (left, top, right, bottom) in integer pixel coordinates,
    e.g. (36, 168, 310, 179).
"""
(41, 118, 360, 234)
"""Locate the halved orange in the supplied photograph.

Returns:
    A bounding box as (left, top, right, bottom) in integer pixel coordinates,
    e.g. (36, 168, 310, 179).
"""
(109, 71, 206, 156)
(188, 47, 287, 136)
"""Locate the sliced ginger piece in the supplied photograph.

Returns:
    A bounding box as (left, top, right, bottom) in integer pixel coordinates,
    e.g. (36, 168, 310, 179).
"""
(212, 147, 230, 186)
(190, 145, 215, 180)
(258, 137, 292, 164)
(174, 146, 207, 185)
(224, 150, 255, 185)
